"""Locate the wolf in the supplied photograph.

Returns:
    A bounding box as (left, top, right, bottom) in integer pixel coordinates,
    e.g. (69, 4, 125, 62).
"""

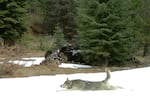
(60, 68, 122, 90)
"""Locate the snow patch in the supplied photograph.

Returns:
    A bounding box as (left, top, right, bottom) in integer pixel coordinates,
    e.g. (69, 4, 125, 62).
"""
(8, 57, 45, 67)
(58, 63, 92, 69)
(0, 62, 3, 64)
(2, 57, 92, 68)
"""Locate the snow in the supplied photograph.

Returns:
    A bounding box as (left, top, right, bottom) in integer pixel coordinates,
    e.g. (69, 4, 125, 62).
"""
(59, 63, 92, 69)
(8, 57, 45, 67)
(0, 67, 150, 107)
(5, 57, 92, 68)
(0, 61, 3, 64)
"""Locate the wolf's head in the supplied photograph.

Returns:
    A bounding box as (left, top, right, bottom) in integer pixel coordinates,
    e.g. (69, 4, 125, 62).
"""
(60, 78, 73, 89)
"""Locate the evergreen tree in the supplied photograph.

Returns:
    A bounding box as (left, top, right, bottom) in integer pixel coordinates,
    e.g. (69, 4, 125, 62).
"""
(43, 0, 77, 42)
(78, 0, 134, 65)
(128, 0, 150, 56)
(53, 26, 67, 50)
(137, 0, 150, 56)
(42, 0, 59, 35)
(59, 0, 77, 42)
(26, 0, 44, 34)
(0, 0, 27, 46)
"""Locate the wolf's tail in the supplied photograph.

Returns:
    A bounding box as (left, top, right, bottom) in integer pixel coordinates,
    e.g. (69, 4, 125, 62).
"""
(103, 68, 111, 83)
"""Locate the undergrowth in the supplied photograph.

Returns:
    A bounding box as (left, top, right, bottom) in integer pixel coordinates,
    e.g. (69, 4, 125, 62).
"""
(18, 33, 55, 51)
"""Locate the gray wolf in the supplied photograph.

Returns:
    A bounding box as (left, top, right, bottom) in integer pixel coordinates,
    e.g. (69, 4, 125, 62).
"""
(60, 68, 122, 90)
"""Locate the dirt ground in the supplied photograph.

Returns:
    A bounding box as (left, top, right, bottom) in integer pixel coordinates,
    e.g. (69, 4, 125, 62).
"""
(0, 46, 150, 78)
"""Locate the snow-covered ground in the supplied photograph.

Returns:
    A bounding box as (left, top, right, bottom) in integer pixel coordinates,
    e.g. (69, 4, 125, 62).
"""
(0, 67, 150, 107)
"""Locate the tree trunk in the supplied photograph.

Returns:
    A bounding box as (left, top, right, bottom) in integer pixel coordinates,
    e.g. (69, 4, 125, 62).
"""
(4, 38, 15, 47)
(0, 38, 4, 47)
(143, 43, 149, 57)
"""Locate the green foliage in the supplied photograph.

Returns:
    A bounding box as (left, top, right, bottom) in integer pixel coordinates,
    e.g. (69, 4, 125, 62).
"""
(0, 0, 27, 46)
(19, 33, 54, 51)
(52, 26, 67, 50)
(0, 0, 148, 66)
(127, 0, 150, 56)
(139, 0, 150, 56)
(78, 0, 134, 65)
(42, 0, 77, 42)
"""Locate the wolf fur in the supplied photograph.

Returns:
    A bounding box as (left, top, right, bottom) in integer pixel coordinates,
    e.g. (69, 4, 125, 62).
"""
(60, 68, 122, 90)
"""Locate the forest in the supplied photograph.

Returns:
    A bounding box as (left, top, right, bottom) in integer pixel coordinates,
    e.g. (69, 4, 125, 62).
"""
(0, 0, 150, 66)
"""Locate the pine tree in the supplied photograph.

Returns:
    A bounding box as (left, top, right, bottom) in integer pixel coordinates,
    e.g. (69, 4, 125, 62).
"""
(78, 0, 134, 65)
(59, 0, 77, 42)
(42, 0, 59, 35)
(137, 0, 150, 56)
(43, 0, 77, 42)
(128, 0, 150, 56)
(0, 0, 27, 46)
(53, 26, 67, 50)
(26, 0, 44, 34)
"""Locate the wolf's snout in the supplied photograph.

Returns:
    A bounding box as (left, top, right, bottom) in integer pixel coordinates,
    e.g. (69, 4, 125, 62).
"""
(60, 84, 64, 88)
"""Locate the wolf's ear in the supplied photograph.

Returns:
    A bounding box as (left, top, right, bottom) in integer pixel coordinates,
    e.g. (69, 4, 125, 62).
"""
(66, 78, 69, 81)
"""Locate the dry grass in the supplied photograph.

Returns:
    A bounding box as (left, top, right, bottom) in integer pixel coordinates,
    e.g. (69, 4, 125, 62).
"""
(12, 63, 133, 78)
(0, 45, 25, 58)
(14, 64, 100, 77)
(0, 64, 22, 77)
